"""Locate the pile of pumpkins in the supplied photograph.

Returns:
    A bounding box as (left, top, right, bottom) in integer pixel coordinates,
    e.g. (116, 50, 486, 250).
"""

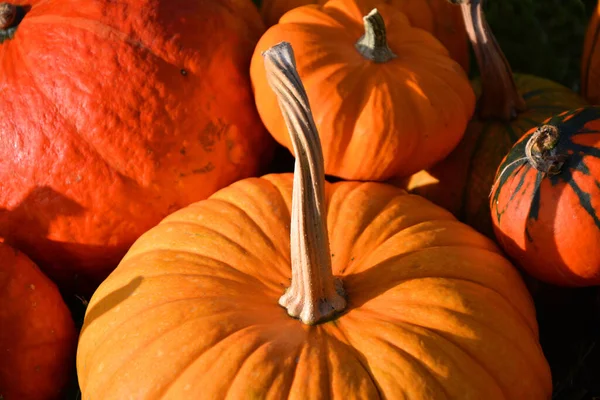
(1, 0, 599, 398)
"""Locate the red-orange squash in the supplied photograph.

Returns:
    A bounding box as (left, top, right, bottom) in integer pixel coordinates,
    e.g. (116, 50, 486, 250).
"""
(490, 107, 600, 287)
(0, 242, 77, 400)
(396, 0, 586, 237)
(582, 1, 600, 104)
(78, 41, 551, 400)
(258, 0, 469, 73)
(251, 0, 475, 181)
(0, 0, 273, 294)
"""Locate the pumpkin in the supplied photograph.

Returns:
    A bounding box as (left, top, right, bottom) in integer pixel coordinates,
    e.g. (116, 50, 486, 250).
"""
(251, 0, 475, 181)
(0, 0, 273, 295)
(77, 41, 551, 400)
(258, 0, 470, 73)
(0, 242, 77, 400)
(395, 0, 587, 238)
(582, 0, 600, 104)
(490, 106, 600, 287)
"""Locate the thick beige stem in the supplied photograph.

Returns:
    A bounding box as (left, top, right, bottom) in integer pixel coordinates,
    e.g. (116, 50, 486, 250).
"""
(262, 42, 346, 325)
(458, 0, 526, 120)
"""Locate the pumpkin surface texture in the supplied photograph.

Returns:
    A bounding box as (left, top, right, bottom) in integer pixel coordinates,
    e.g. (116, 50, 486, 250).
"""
(251, 0, 475, 181)
(258, 0, 470, 72)
(77, 42, 551, 400)
(582, 0, 600, 104)
(490, 106, 600, 287)
(0, 242, 77, 400)
(397, 0, 587, 238)
(0, 0, 273, 295)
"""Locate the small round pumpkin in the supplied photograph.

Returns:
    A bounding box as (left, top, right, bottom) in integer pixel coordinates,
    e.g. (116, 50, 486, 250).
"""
(258, 0, 469, 72)
(490, 106, 600, 287)
(395, 0, 587, 238)
(78, 42, 551, 400)
(0, 242, 77, 400)
(582, 0, 600, 104)
(0, 0, 273, 294)
(251, 0, 475, 181)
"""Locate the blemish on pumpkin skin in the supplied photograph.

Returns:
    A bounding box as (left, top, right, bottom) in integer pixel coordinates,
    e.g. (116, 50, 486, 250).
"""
(192, 162, 215, 174)
(180, 69, 188, 76)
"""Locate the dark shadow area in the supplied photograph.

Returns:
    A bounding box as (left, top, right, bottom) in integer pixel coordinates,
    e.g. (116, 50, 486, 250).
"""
(79, 276, 143, 337)
(0, 186, 127, 298)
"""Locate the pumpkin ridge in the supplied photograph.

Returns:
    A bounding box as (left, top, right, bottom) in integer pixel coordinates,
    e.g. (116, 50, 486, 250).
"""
(107, 312, 282, 397)
(380, 319, 502, 398)
(351, 249, 538, 334)
(146, 221, 287, 289)
(325, 321, 384, 399)
(368, 305, 546, 396)
(201, 197, 292, 266)
(160, 323, 286, 399)
(338, 317, 456, 398)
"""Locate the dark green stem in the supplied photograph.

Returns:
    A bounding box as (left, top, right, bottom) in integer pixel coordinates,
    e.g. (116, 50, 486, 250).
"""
(355, 9, 396, 63)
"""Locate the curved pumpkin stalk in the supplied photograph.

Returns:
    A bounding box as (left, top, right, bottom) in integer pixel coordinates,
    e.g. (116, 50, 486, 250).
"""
(263, 42, 347, 325)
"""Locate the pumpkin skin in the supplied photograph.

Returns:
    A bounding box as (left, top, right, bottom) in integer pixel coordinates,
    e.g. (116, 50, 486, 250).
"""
(77, 175, 551, 399)
(490, 107, 600, 287)
(258, 0, 470, 73)
(0, 0, 273, 294)
(582, 1, 600, 104)
(0, 242, 77, 400)
(398, 75, 587, 237)
(251, 0, 475, 181)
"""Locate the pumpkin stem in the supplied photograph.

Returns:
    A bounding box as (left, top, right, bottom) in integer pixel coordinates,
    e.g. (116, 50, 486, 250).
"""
(263, 42, 347, 325)
(459, 0, 527, 120)
(0, 3, 16, 30)
(525, 125, 567, 176)
(355, 9, 397, 63)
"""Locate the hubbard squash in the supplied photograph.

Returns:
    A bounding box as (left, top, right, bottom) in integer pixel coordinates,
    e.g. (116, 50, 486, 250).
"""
(0, 0, 273, 295)
(77, 42, 551, 400)
(396, 0, 586, 238)
(0, 242, 77, 400)
(251, 0, 475, 181)
(258, 0, 470, 73)
(490, 106, 600, 287)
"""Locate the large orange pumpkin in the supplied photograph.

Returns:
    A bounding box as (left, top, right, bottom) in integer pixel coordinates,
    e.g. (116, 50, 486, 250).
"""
(490, 107, 600, 287)
(582, 0, 600, 104)
(77, 42, 551, 400)
(258, 0, 469, 72)
(251, 0, 475, 181)
(0, 242, 77, 400)
(0, 0, 273, 295)
(396, 0, 586, 237)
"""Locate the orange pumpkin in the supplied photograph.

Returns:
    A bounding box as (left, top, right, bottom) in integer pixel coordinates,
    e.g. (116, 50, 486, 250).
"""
(582, 0, 600, 104)
(77, 42, 551, 400)
(251, 0, 475, 181)
(396, 0, 586, 237)
(0, 0, 273, 295)
(0, 242, 77, 400)
(490, 107, 600, 287)
(258, 0, 469, 72)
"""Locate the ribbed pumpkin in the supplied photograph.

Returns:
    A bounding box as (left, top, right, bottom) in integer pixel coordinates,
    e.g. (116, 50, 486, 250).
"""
(0, 0, 273, 294)
(258, 0, 470, 72)
(490, 106, 600, 287)
(77, 42, 551, 400)
(0, 242, 77, 400)
(251, 0, 475, 181)
(582, 0, 600, 104)
(396, 0, 587, 238)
